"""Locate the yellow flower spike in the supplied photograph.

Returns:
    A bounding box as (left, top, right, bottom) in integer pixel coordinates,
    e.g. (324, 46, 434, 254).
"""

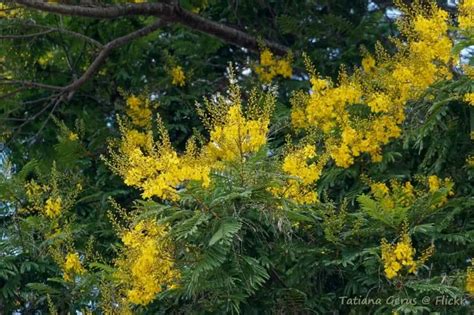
(115, 220, 179, 305)
(467, 261, 474, 295)
(255, 49, 292, 82)
(124, 94, 153, 128)
(171, 66, 186, 87)
(428, 175, 440, 192)
(362, 55, 376, 73)
(292, 3, 453, 169)
(464, 93, 474, 106)
(276, 59, 292, 78)
(380, 227, 434, 280)
(370, 182, 390, 199)
(201, 91, 273, 163)
(260, 49, 274, 67)
(270, 146, 327, 204)
(63, 252, 85, 282)
(68, 132, 79, 141)
(43, 197, 62, 218)
(126, 95, 141, 109)
(459, 0, 474, 31)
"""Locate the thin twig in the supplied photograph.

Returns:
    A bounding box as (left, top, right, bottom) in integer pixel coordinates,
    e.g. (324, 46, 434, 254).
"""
(0, 29, 54, 39)
(0, 78, 63, 90)
(2, 22, 103, 47)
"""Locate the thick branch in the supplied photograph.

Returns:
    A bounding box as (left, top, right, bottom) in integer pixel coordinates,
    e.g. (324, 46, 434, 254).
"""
(12, 0, 288, 55)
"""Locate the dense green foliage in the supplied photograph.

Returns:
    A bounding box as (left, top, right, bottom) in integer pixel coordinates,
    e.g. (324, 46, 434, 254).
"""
(0, 0, 473, 314)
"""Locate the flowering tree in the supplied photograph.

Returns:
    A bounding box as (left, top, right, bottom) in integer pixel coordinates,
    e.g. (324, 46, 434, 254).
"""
(0, 0, 473, 313)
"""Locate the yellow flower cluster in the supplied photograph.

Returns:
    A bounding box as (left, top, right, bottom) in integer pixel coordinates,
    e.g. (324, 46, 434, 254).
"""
(0, 3, 21, 18)
(38, 51, 54, 67)
(270, 145, 327, 204)
(198, 81, 275, 165)
(370, 180, 416, 210)
(254, 49, 292, 82)
(125, 94, 153, 128)
(202, 105, 269, 162)
(467, 261, 474, 295)
(427, 175, 455, 207)
(23, 169, 82, 219)
(171, 66, 186, 87)
(68, 132, 79, 141)
(115, 220, 179, 305)
(367, 176, 454, 213)
(381, 229, 434, 279)
(108, 77, 275, 201)
(459, 0, 474, 31)
(63, 252, 85, 282)
(361, 55, 376, 73)
(464, 93, 474, 106)
(291, 3, 453, 169)
(44, 197, 62, 218)
(108, 124, 210, 201)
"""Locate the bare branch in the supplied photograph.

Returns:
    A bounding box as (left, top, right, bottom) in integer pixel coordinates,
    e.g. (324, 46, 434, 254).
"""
(11, 0, 288, 54)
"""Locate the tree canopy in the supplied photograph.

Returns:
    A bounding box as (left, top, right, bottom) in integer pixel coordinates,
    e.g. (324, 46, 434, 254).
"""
(0, 0, 473, 314)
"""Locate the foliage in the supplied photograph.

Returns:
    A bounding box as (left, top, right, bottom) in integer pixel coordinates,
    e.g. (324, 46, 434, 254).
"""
(0, 0, 473, 314)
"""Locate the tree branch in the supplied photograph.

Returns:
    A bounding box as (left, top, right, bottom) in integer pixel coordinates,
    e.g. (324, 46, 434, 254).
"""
(0, 19, 165, 103)
(11, 0, 288, 55)
(0, 78, 63, 90)
(61, 19, 166, 99)
(0, 29, 54, 39)
(2, 22, 103, 47)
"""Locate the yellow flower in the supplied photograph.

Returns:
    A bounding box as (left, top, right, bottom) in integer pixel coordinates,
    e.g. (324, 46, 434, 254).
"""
(291, 3, 453, 169)
(0, 3, 21, 17)
(115, 220, 179, 305)
(171, 66, 186, 87)
(126, 95, 141, 109)
(203, 105, 270, 162)
(260, 49, 274, 67)
(276, 59, 292, 78)
(370, 182, 389, 198)
(380, 229, 432, 280)
(428, 175, 440, 192)
(367, 92, 391, 113)
(68, 132, 79, 141)
(459, 0, 474, 31)
(362, 55, 376, 72)
(63, 252, 85, 281)
(125, 94, 152, 127)
(271, 146, 327, 204)
(464, 93, 474, 106)
(43, 197, 62, 218)
(38, 51, 54, 67)
(255, 49, 292, 82)
(467, 262, 474, 295)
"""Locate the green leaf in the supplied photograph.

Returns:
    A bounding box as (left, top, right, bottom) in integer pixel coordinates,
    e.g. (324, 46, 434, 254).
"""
(209, 218, 242, 246)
